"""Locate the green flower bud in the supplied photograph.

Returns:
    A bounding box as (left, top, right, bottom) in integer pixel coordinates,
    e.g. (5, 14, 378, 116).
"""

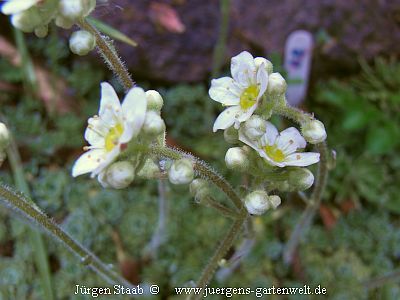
(142, 111, 166, 136)
(189, 178, 209, 202)
(69, 30, 96, 56)
(168, 158, 194, 185)
(267, 72, 287, 96)
(145, 90, 164, 112)
(136, 158, 160, 179)
(223, 126, 238, 144)
(288, 168, 314, 191)
(11, 9, 43, 32)
(268, 195, 282, 209)
(34, 25, 48, 38)
(301, 119, 327, 144)
(55, 15, 74, 29)
(242, 115, 266, 140)
(254, 57, 273, 75)
(225, 147, 249, 171)
(103, 161, 135, 189)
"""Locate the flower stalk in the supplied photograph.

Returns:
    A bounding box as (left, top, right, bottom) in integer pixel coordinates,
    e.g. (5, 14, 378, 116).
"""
(151, 145, 245, 213)
(0, 181, 135, 289)
(77, 19, 134, 90)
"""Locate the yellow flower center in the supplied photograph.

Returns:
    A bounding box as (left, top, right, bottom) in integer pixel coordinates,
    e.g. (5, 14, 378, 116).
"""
(240, 85, 259, 110)
(264, 144, 285, 162)
(105, 123, 124, 152)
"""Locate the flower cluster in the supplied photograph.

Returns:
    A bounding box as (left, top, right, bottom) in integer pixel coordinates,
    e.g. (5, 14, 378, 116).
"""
(1, 0, 96, 54)
(209, 51, 327, 215)
(72, 82, 166, 189)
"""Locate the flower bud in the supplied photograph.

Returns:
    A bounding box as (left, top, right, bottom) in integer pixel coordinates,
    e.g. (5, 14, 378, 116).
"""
(267, 73, 287, 96)
(245, 191, 281, 215)
(168, 158, 194, 185)
(142, 111, 166, 136)
(59, 0, 96, 20)
(288, 168, 314, 191)
(223, 127, 238, 144)
(301, 119, 327, 144)
(225, 147, 249, 171)
(254, 57, 273, 75)
(242, 115, 266, 140)
(136, 158, 160, 179)
(0, 123, 10, 151)
(69, 30, 96, 56)
(189, 179, 209, 202)
(34, 25, 48, 38)
(244, 191, 269, 215)
(11, 9, 43, 32)
(104, 161, 135, 189)
(268, 195, 282, 209)
(145, 90, 164, 112)
(55, 15, 74, 29)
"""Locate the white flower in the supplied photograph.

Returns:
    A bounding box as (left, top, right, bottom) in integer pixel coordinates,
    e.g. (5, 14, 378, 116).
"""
(72, 82, 147, 178)
(209, 51, 269, 132)
(239, 121, 320, 167)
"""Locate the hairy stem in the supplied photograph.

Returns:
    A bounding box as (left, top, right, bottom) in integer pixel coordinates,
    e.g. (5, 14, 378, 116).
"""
(0, 183, 134, 288)
(6, 136, 55, 300)
(203, 196, 241, 219)
(273, 103, 330, 264)
(283, 142, 329, 265)
(189, 217, 246, 300)
(77, 19, 134, 90)
(152, 146, 245, 213)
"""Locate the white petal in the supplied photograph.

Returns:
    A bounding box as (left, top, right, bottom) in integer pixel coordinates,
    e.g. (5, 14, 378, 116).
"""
(283, 152, 320, 167)
(99, 82, 122, 125)
(209, 77, 241, 105)
(120, 87, 147, 142)
(256, 63, 268, 99)
(97, 171, 110, 188)
(91, 146, 120, 177)
(213, 106, 240, 132)
(231, 51, 255, 87)
(258, 150, 283, 167)
(261, 122, 279, 146)
(238, 127, 260, 151)
(276, 127, 306, 154)
(237, 104, 257, 122)
(2, 0, 38, 14)
(84, 117, 107, 147)
(72, 149, 105, 177)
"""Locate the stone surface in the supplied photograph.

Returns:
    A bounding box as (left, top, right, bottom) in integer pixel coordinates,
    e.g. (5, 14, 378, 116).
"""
(96, 0, 400, 83)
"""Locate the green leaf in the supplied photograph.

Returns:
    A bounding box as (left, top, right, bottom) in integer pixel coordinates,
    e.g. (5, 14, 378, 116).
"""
(366, 122, 399, 155)
(87, 17, 138, 47)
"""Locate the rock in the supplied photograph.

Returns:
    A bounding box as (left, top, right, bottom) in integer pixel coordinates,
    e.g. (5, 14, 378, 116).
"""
(95, 0, 400, 83)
